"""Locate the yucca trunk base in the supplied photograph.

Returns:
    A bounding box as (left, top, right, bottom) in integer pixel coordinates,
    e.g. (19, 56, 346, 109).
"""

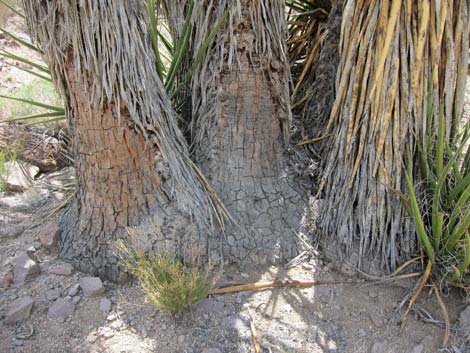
(206, 64, 305, 265)
(58, 62, 160, 281)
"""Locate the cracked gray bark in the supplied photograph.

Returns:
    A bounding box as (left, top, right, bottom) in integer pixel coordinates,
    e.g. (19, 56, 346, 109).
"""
(189, 0, 306, 265)
(22, 0, 217, 281)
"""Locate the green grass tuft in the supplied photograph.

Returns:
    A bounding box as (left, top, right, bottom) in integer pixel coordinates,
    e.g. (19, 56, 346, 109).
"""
(118, 239, 213, 314)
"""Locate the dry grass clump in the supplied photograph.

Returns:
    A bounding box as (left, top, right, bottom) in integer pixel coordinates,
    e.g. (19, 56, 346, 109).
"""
(117, 234, 213, 314)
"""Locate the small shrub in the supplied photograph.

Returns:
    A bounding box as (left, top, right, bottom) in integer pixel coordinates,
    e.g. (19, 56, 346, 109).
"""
(118, 240, 213, 314)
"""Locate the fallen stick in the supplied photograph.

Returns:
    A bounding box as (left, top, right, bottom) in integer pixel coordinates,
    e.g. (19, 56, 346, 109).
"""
(247, 307, 261, 353)
(208, 279, 357, 295)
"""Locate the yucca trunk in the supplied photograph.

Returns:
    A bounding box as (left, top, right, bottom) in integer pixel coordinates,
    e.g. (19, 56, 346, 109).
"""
(22, 0, 216, 280)
(186, 0, 305, 264)
(296, 0, 344, 148)
(320, 0, 469, 273)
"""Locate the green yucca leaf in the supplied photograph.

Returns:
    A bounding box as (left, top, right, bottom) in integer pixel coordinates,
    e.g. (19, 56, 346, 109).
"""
(157, 28, 173, 54)
(405, 149, 435, 262)
(0, 49, 50, 73)
(436, 104, 445, 177)
(0, 0, 25, 18)
(2, 110, 65, 123)
(0, 94, 64, 112)
(446, 142, 463, 183)
(445, 209, 470, 252)
(447, 184, 470, 241)
(456, 231, 470, 278)
(447, 174, 470, 204)
(3, 60, 52, 82)
(0, 28, 42, 53)
(165, 0, 194, 93)
(146, 0, 164, 80)
(24, 116, 65, 126)
(174, 0, 234, 98)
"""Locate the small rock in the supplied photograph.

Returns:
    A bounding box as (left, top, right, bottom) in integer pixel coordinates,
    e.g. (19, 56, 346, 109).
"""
(101, 328, 115, 339)
(13, 252, 40, 284)
(1, 161, 39, 191)
(106, 313, 117, 321)
(202, 349, 223, 353)
(0, 270, 13, 289)
(240, 273, 249, 279)
(72, 296, 81, 305)
(5, 296, 34, 324)
(459, 305, 470, 331)
(369, 312, 385, 328)
(110, 319, 123, 330)
(177, 335, 185, 344)
(86, 334, 97, 343)
(48, 298, 75, 322)
(79, 277, 105, 297)
(49, 263, 73, 276)
(327, 341, 338, 353)
(100, 298, 112, 313)
(46, 288, 61, 301)
(38, 222, 60, 250)
(368, 289, 379, 298)
(369, 340, 388, 353)
(68, 283, 80, 297)
(0, 224, 25, 239)
(410, 343, 424, 353)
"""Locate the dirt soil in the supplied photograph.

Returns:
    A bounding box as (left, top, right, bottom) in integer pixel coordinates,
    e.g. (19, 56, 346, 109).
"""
(1, 10, 470, 353)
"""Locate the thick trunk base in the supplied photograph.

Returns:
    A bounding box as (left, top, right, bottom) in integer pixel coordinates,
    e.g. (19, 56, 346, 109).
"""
(202, 65, 306, 265)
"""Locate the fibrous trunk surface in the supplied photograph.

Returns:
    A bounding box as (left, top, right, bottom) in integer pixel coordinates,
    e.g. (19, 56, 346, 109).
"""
(320, 0, 469, 274)
(22, 0, 217, 280)
(190, 0, 306, 265)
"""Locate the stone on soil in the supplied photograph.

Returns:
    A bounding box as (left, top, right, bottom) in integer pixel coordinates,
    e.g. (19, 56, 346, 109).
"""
(68, 283, 80, 297)
(1, 161, 39, 191)
(49, 263, 73, 276)
(38, 222, 60, 250)
(13, 252, 40, 284)
(79, 277, 105, 297)
(48, 298, 75, 322)
(0, 224, 25, 239)
(100, 298, 112, 313)
(5, 296, 34, 324)
(46, 288, 61, 301)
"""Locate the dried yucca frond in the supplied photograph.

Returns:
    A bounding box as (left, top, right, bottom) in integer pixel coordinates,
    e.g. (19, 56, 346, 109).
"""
(321, 0, 469, 272)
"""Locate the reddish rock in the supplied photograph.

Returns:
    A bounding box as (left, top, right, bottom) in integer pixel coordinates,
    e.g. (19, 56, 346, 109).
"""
(79, 277, 105, 297)
(5, 296, 34, 324)
(13, 252, 40, 284)
(49, 263, 73, 276)
(47, 298, 75, 322)
(38, 222, 60, 250)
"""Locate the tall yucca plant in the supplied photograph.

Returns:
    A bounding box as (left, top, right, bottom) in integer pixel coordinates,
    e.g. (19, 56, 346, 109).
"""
(320, 0, 469, 274)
